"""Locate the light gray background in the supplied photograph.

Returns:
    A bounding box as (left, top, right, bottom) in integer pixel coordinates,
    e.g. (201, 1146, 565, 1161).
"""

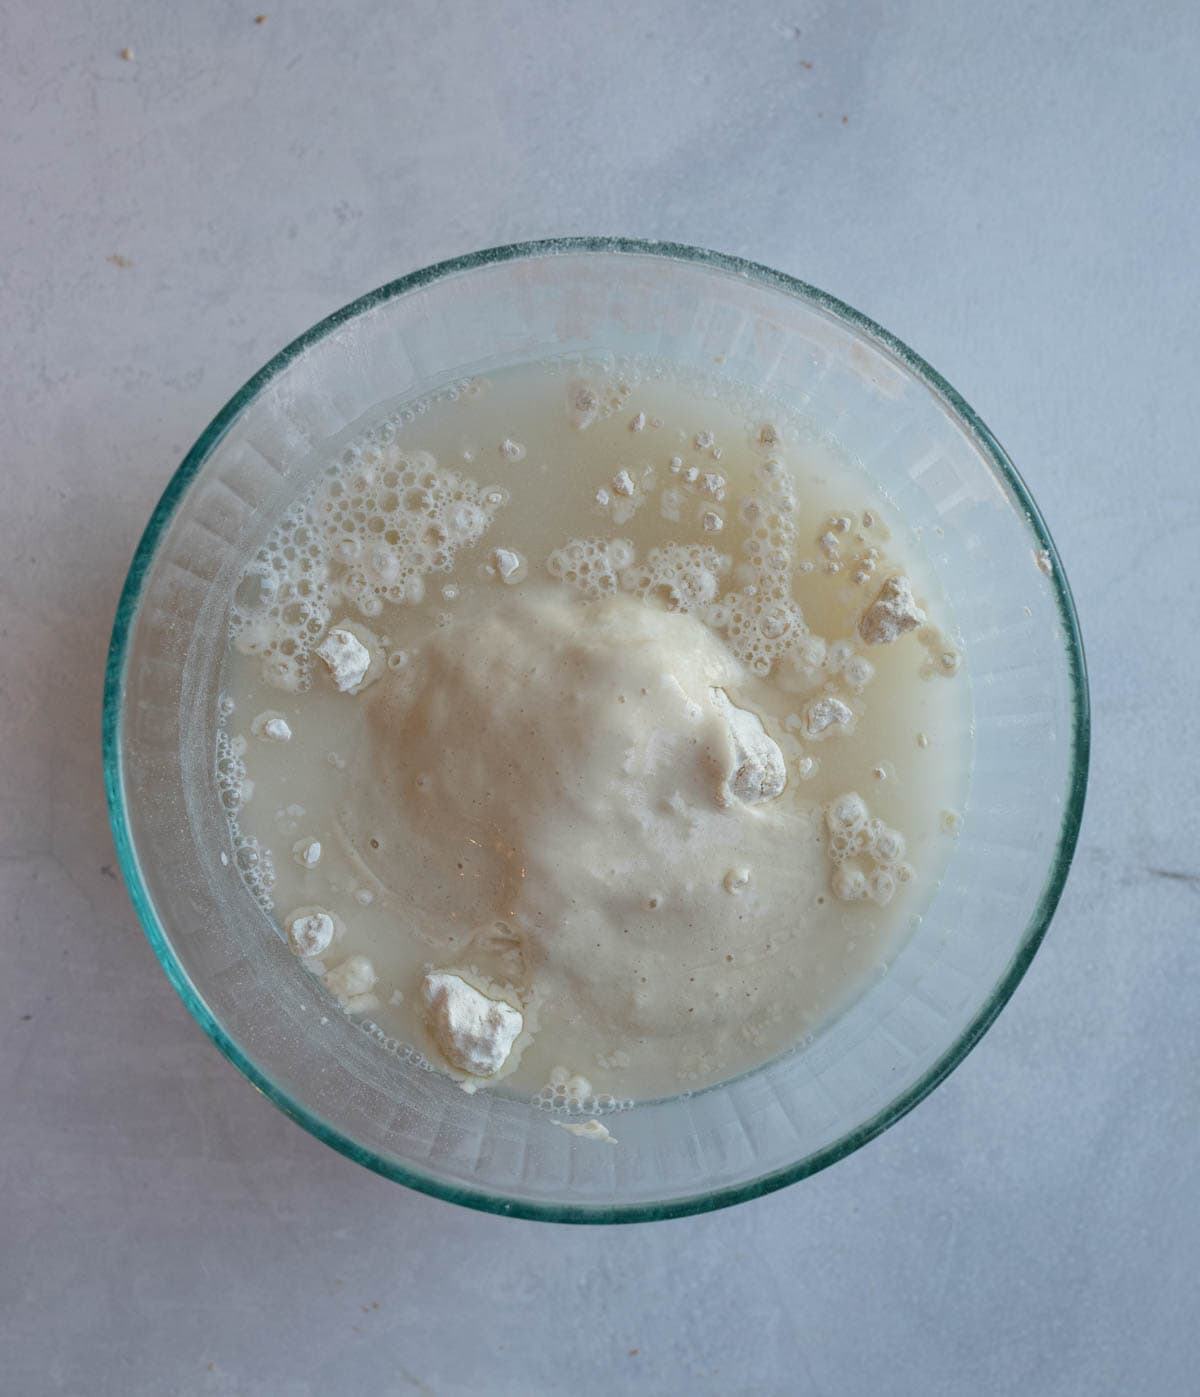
(2, 2, 1196, 1393)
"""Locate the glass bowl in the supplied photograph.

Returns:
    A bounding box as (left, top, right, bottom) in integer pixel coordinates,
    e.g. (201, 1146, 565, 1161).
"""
(103, 239, 1089, 1222)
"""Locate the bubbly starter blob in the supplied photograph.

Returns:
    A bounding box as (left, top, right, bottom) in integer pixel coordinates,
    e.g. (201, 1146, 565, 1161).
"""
(218, 360, 970, 1109)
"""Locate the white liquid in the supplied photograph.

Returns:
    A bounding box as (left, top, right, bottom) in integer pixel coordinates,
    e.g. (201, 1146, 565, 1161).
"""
(219, 358, 970, 1103)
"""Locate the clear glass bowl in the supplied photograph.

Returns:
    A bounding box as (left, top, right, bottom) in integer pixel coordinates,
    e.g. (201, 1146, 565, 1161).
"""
(103, 239, 1089, 1221)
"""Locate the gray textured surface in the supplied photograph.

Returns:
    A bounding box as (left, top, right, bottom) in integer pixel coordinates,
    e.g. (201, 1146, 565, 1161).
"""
(2, 1, 1196, 1393)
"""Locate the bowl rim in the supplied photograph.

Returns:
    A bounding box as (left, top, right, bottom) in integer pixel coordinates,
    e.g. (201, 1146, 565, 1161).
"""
(103, 236, 1090, 1223)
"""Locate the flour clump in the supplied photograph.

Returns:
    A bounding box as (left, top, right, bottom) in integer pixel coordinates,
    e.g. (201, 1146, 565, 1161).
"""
(422, 971, 524, 1080)
(709, 687, 787, 805)
(859, 576, 926, 645)
(317, 624, 374, 692)
(286, 908, 335, 958)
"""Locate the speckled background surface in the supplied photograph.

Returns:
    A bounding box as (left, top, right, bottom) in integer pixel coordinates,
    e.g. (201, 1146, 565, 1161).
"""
(3, 2, 1197, 1393)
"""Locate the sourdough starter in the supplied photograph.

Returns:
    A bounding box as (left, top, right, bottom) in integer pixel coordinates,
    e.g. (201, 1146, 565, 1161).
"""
(216, 358, 969, 1107)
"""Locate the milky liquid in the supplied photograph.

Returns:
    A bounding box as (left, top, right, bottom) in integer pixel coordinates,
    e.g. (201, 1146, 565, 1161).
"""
(217, 357, 970, 1106)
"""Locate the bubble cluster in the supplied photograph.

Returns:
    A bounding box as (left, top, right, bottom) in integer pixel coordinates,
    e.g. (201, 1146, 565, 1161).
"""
(619, 542, 728, 614)
(710, 460, 811, 676)
(789, 634, 827, 683)
(359, 1017, 437, 1070)
(229, 440, 505, 690)
(231, 829, 276, 908)
(785, 626, 876, 698)
(546, 536, 636, 599)
(824, 791, 914, 906)
(532, 1065, 627, 1116)
(215, 729, 248, 813)
(547, 439, 837, 682)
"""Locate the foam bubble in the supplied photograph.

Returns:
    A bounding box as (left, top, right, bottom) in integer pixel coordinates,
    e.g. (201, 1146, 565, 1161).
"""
(215, 730, 249, 812)
(868, 868, 897, 905)
(827, 640, 855, 672)
(843, 654, 875, 690)
(546, 537, 636, 599)
(226, 826, 276, 908)
(228, 443, 505, 690)
(872, 826, 906, 864)
(832, 865, 868, 901)
(701, 462, 815, 674)
(532, 1065, 627, 1117)
(619, 543, 728, 614)
(826, 792, 868, 835)
(826, 791, 915, 896)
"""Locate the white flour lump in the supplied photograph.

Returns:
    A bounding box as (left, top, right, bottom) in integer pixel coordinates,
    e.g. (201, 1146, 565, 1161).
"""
(323, 954, 378, 1011)
(285, 907, 335, 957)
(251, 711, 292, 742)
(708, 687, 787, 805)
(291, 837, 322, 869)
(489, 547, 524, 584)
(803, 695, 854, 739)
(317, 624, 373, 692)
(859, 576, 926, 645)
(555, 1119, 617, 1145)
(421, 972, 524, 1081)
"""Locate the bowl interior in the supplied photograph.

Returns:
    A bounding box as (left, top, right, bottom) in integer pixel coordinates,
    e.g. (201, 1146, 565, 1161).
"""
(105, 240, 1087, 1221)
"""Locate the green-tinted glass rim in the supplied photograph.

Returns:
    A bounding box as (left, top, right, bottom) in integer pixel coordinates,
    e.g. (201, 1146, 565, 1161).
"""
(102, 237, 1090, 1224)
